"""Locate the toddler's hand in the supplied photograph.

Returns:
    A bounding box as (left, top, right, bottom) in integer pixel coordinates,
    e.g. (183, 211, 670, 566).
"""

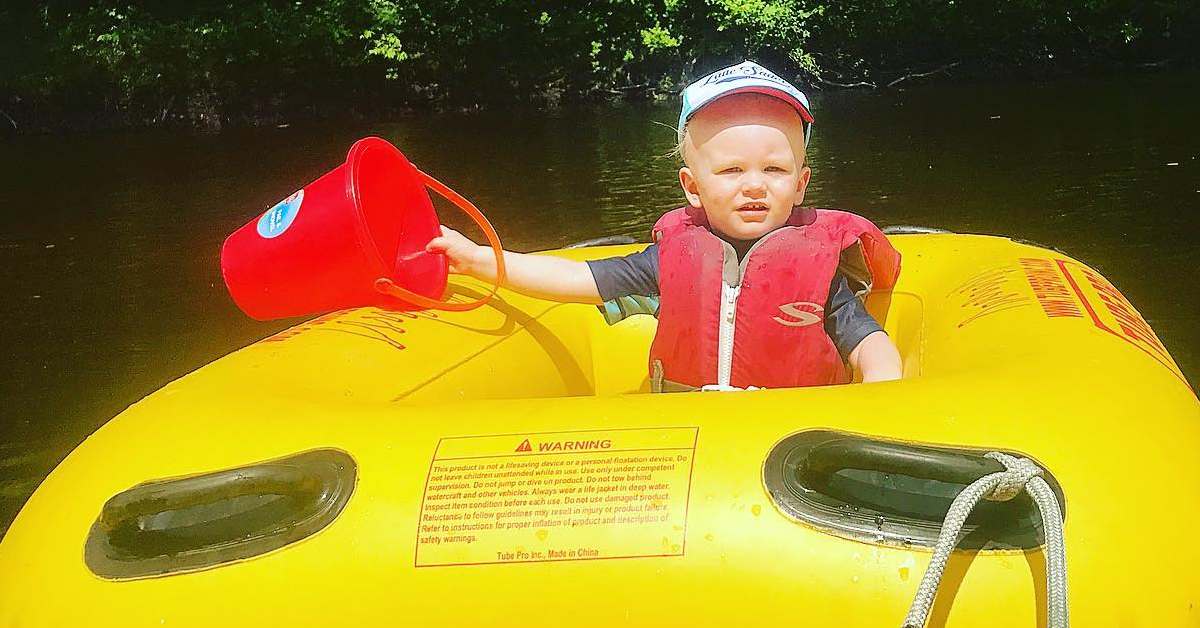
(426, 226, 488, 277)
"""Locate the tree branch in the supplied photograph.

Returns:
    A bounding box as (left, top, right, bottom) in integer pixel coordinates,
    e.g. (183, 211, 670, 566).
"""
(817, 76, 878, 89)
(885, 61, 961, 89)
(603, 83, 655, 97)
(804, 68, 877, 89)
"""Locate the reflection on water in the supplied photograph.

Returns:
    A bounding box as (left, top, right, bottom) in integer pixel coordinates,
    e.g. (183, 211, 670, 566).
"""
(1, 72, 1197, 533)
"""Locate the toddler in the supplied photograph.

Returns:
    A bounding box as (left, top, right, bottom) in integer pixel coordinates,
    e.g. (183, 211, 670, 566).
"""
(428, 60, 902, 391)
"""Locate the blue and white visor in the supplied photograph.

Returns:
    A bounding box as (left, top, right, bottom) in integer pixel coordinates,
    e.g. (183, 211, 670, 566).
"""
(678, 60, 814, 145)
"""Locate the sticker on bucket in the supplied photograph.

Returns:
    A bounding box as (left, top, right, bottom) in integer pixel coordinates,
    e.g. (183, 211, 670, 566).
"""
(256, 190, 304, 239)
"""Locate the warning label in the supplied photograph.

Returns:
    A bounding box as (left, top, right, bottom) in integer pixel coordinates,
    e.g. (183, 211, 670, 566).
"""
(415, 427, 699, 567)
(1054, 258, 1187, 384)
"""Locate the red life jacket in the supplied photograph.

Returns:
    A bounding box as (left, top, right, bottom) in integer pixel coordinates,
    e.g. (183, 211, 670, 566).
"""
(649, 205, 901, 389)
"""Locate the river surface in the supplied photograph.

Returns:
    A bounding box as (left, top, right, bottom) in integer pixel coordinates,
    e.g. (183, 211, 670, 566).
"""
(1, 73, 1197, 534)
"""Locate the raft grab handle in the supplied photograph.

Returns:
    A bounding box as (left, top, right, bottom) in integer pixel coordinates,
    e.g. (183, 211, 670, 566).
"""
(84, 449, 356, 580)
(798, 438, 1005, 488)
(763, 430, 1065, 551)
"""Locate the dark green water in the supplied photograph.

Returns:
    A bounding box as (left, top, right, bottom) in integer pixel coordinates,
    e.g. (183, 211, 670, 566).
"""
(1, 73, 1197, 534)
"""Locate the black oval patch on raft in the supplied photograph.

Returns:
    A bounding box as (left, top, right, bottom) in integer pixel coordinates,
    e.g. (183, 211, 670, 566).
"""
(84, 448, 357, 579)
(763, 430, 1066, 550)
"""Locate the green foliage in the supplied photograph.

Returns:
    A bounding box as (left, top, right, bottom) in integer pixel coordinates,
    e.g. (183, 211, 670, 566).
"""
(358, 0, 683, 102)
(664, 0, 823, 75)
(2, 0, 1197, 129)
(5, 1, 372, 126)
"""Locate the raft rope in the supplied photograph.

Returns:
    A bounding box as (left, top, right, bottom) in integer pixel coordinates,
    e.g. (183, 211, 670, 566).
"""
(901, 452, 1068, 628)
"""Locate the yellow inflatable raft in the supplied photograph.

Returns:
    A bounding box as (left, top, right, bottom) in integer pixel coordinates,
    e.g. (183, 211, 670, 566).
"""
(1, 233, 1197, 627)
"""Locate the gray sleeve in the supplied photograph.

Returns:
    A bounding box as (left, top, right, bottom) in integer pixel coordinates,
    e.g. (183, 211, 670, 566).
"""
(585, 244, 660, 301)
(824, 273, 885, 360)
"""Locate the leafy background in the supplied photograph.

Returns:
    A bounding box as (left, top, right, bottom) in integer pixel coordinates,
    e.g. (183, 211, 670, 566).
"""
(2, 1, 1197, 130)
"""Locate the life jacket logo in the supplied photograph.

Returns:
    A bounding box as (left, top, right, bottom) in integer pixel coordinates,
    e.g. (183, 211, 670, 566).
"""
(773, 301, 823, 327)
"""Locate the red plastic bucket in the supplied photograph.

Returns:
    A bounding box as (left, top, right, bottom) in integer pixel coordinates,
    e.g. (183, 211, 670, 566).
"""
(221, 137, 504, 320)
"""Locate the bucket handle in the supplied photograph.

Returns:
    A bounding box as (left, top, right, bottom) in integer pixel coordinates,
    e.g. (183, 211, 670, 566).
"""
(373, 169, 507, 311)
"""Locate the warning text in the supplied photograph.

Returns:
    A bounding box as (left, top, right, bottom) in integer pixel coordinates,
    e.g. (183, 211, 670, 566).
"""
(414, 427, 698, 567)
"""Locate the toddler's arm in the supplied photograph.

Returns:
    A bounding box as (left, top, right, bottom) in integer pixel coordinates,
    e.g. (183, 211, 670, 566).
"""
(847, 331, 902, 382)
(426, 226, 603, 304)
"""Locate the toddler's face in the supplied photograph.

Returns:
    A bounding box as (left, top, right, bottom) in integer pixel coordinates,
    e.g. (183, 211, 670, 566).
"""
(679, 94, 811, 241)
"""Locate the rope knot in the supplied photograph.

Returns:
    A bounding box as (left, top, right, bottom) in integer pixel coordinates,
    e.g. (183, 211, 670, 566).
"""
(902, 450, 1067, 628)
(983, 452, 1042, 502)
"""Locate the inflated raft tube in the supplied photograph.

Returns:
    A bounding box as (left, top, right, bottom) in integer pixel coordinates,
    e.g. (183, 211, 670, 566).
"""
(1, 234, 1197, 627)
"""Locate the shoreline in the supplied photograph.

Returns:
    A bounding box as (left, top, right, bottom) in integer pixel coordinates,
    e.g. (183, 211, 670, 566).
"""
(5, 61, 1194, 136)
